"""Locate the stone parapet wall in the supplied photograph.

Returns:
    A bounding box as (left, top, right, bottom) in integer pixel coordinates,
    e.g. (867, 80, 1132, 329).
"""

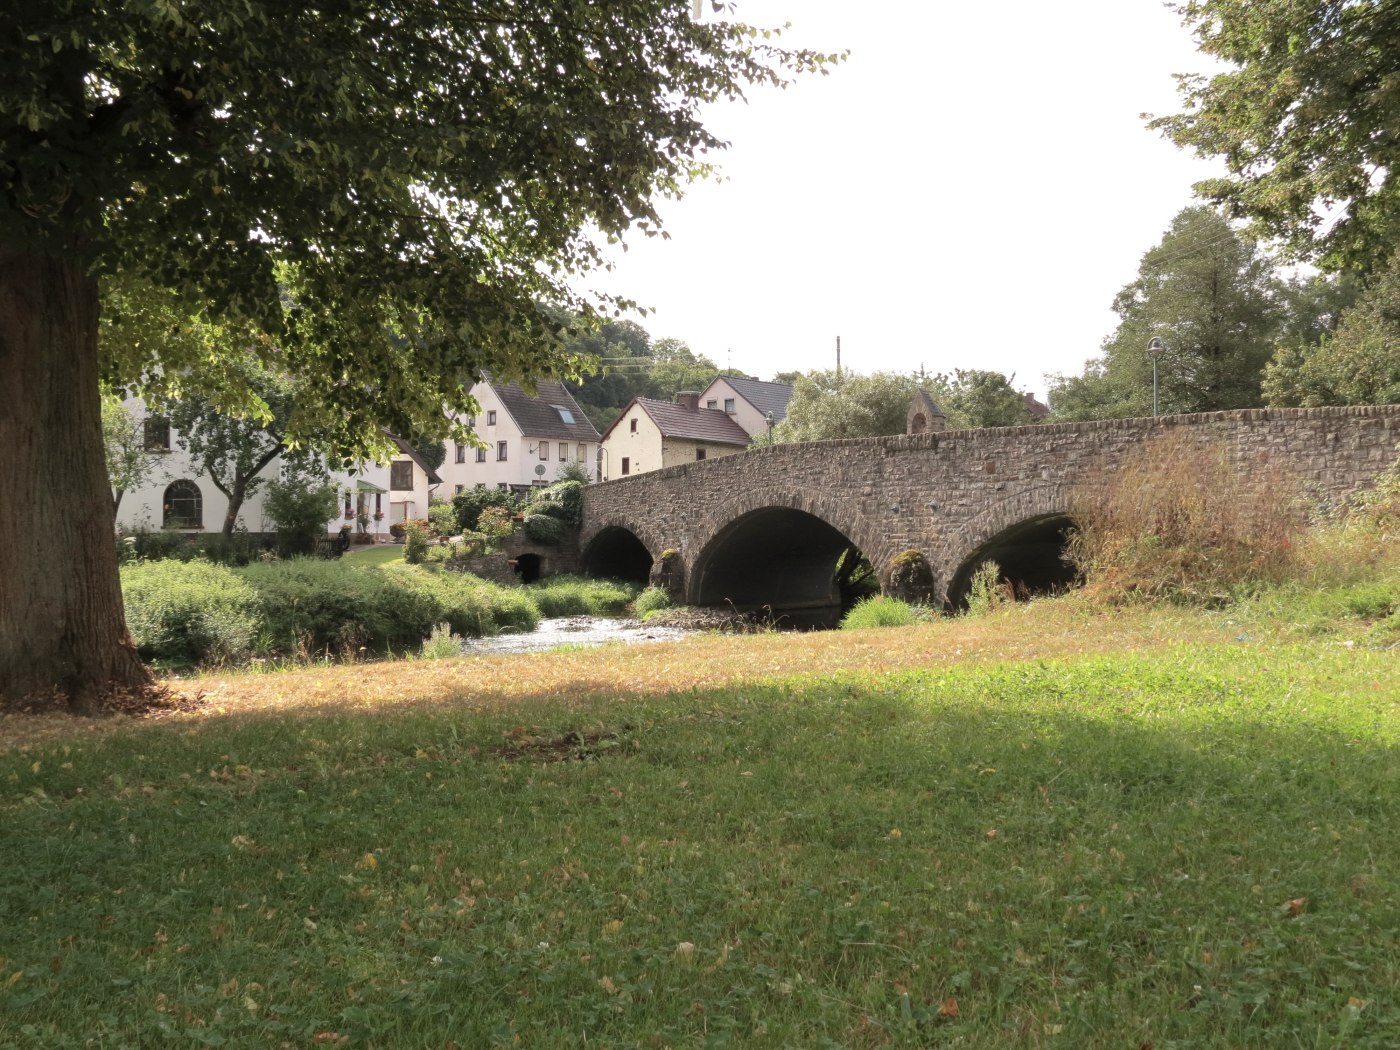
(580, 405, 1400, 605)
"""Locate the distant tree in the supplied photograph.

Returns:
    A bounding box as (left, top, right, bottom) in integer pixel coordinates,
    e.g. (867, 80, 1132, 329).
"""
(643, 337, 722, 400)
(774, 371, 921, 442)
(161, 360, 303, 540)
(1264, 254, 1400, 407)
(262, 466, 339, 558)
(101, 395, 161, 515)
(413, 439, 447, 473)
(942, 369, 1037, 429)
(1153, 0, 1400, 272)
(1048, 206, 1281, 420)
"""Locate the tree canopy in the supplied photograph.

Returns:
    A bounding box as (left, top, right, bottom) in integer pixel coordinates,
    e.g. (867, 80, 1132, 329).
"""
(1153, 0, 1400, 272)
(1048, 207, 1281, 420)
(0, 1, 836, 710)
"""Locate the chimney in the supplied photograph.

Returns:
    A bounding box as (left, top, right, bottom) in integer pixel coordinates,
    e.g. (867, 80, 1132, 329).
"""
(675, 391, 701, 411)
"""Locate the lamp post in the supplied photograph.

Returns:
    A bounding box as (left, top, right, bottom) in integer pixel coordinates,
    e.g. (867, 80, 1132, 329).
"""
(765, 411, 776, 446)
(1146, 337, 1168, 416)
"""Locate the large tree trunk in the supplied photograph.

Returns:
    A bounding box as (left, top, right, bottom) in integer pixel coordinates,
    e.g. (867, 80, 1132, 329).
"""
(0, 250, 153, 713)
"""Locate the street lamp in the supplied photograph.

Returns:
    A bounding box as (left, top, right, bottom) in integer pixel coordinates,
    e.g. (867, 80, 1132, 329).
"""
(765, 411, 776, 446)
(1146, 337, 1168, 416)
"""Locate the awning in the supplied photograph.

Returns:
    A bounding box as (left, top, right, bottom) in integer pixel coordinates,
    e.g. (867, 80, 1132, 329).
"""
(355, 479, 387, 493)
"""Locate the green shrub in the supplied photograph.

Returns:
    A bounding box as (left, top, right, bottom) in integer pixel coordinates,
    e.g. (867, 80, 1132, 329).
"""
(840, 594, 922, 630)
(379, 564, 539, 637)
(523, 479, 584, 527)
(964, 560, 1010, 616)
(121, 561, 261, 666)
(427, 500, 458, 539)
(403, 520, 431, 564)
(238, 560, 442, 656)
(451, 487, 519, 532)
(632, 586, 673, 618)
(263, 472, 339, 557)
(528, 575, 640, 617)
(522, 512, 564, 545)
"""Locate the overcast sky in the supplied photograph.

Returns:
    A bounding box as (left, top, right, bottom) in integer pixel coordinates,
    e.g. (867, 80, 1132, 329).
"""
(586, 0, 1227, 401)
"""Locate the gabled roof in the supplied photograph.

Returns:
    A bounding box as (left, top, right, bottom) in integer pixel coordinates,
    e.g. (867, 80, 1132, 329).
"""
(601, 397, 753, 446)
(389, 435, 444, 485)
(486, 379, 601, 441)
(710, 375, 794, 422)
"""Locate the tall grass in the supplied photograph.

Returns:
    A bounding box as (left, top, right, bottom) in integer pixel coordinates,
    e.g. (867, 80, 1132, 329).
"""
(1068, 432, 1307, 604)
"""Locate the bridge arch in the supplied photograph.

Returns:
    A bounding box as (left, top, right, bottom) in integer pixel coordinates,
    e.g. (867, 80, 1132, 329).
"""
(579, 517, 666, 585)
(687, 491, 885, 626)
(941, 484, 1079, 607)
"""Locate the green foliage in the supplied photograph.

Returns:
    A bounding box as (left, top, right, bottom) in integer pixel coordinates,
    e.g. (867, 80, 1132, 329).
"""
(528, 575, 641, 617)
(524, 479, 585, 527)
(1153, 0, 1400, 272)
(775, 370, 921, 441)
(564, 323, 728, 430)
(839, 595, 923, 629)
(262, 468, 339, 557)
(941, 368, 1037, 428)
(521, 512, 564, 545)
(1264, 253, 1400, 407)
(402, 520, 431, 565)
(100, 394, 159, 512)
(476, 505, 518, 552)
(451, 487, 519, 533)
(554, 458, 590, 484)
(121, 561, 261, 666)
(1048, 207, 1280, 420)
(632, 586, 673, 618)
(426, 500, 459, 539)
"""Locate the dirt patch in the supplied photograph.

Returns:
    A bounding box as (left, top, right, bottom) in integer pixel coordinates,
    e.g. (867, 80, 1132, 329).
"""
(491, 726, 632, 763)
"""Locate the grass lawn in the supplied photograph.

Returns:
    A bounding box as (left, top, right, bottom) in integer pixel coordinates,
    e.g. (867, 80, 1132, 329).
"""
(344, 544, 404, 567)
(3, 600, 1398, 1048)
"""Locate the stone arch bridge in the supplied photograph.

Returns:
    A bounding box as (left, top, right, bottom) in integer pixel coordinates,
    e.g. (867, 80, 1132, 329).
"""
(578, 406, 1400, 622)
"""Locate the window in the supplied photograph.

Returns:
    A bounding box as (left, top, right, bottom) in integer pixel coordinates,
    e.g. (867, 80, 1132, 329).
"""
(551, 404, 575, 424)
(466, 414, 476, 427)
(558, 442, 568, 461)
(497, 440, 508, 461)
(162, 479, 202, 529)
(621, 457, 630, 475)
(497, 482, 508, 491)
(538, 441, 549, 461)
(454, 442, 466, 464)
(487, 410, 497, 425)
(143, 416, 171, 451)
(454, 484, 464, 494)
(390, 461, 413, 490)
(630, 418, 638, 433)
(475, 447, 487, 463)
(724, 398, 736, 414)
(475, 482, 486, 489)
(706, 399, 717, 410)
(577, 443, 587, 462)
(696, 448, 707, 461)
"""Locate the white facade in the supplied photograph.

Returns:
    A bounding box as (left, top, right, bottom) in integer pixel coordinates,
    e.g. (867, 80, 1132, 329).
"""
(436, 381, 598, 495)
(112, 399, 435, 537)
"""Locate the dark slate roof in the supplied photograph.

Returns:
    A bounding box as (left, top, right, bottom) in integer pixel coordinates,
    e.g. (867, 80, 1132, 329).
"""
(388, 434, 444, 485)
(637, 398, 753, 445)
(490, 380, 601, 441)
(722, 376, 794, 422)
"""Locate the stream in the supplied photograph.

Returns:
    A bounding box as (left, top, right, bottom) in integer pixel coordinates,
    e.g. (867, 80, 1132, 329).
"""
(456, 616, 694, 655)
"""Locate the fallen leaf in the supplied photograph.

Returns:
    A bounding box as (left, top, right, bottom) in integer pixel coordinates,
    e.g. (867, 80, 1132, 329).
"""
(937, 996, 959, 1018)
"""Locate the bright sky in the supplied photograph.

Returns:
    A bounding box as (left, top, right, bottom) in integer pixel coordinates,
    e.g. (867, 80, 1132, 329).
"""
(588, 1, 1227, 401)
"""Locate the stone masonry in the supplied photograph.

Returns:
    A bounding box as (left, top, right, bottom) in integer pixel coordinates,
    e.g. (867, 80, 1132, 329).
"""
(579, 405, 1400, 606)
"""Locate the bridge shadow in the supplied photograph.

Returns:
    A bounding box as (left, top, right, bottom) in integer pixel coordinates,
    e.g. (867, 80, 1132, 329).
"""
(580, 525, 653, 585)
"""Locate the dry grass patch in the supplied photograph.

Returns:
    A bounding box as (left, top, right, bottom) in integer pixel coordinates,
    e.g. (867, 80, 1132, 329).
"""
(0, 599, 1224, 754)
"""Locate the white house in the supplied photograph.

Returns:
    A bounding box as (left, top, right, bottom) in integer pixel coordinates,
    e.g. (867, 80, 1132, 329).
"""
(598, 392, 753, 479)
(112, 399, 440, 538)
(696, 375, 793, 442)
(437, 379, 600, 495)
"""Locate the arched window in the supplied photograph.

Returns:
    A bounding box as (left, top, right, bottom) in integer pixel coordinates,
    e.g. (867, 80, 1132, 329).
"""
(163, 480, 203, 529)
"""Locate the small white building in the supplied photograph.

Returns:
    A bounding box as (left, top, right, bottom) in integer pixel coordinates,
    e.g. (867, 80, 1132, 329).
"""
(437, 379, 600, 495)
(112, 399, 439, 538)
(696, 376, 793, 442)
(598, 393, 753, 479)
